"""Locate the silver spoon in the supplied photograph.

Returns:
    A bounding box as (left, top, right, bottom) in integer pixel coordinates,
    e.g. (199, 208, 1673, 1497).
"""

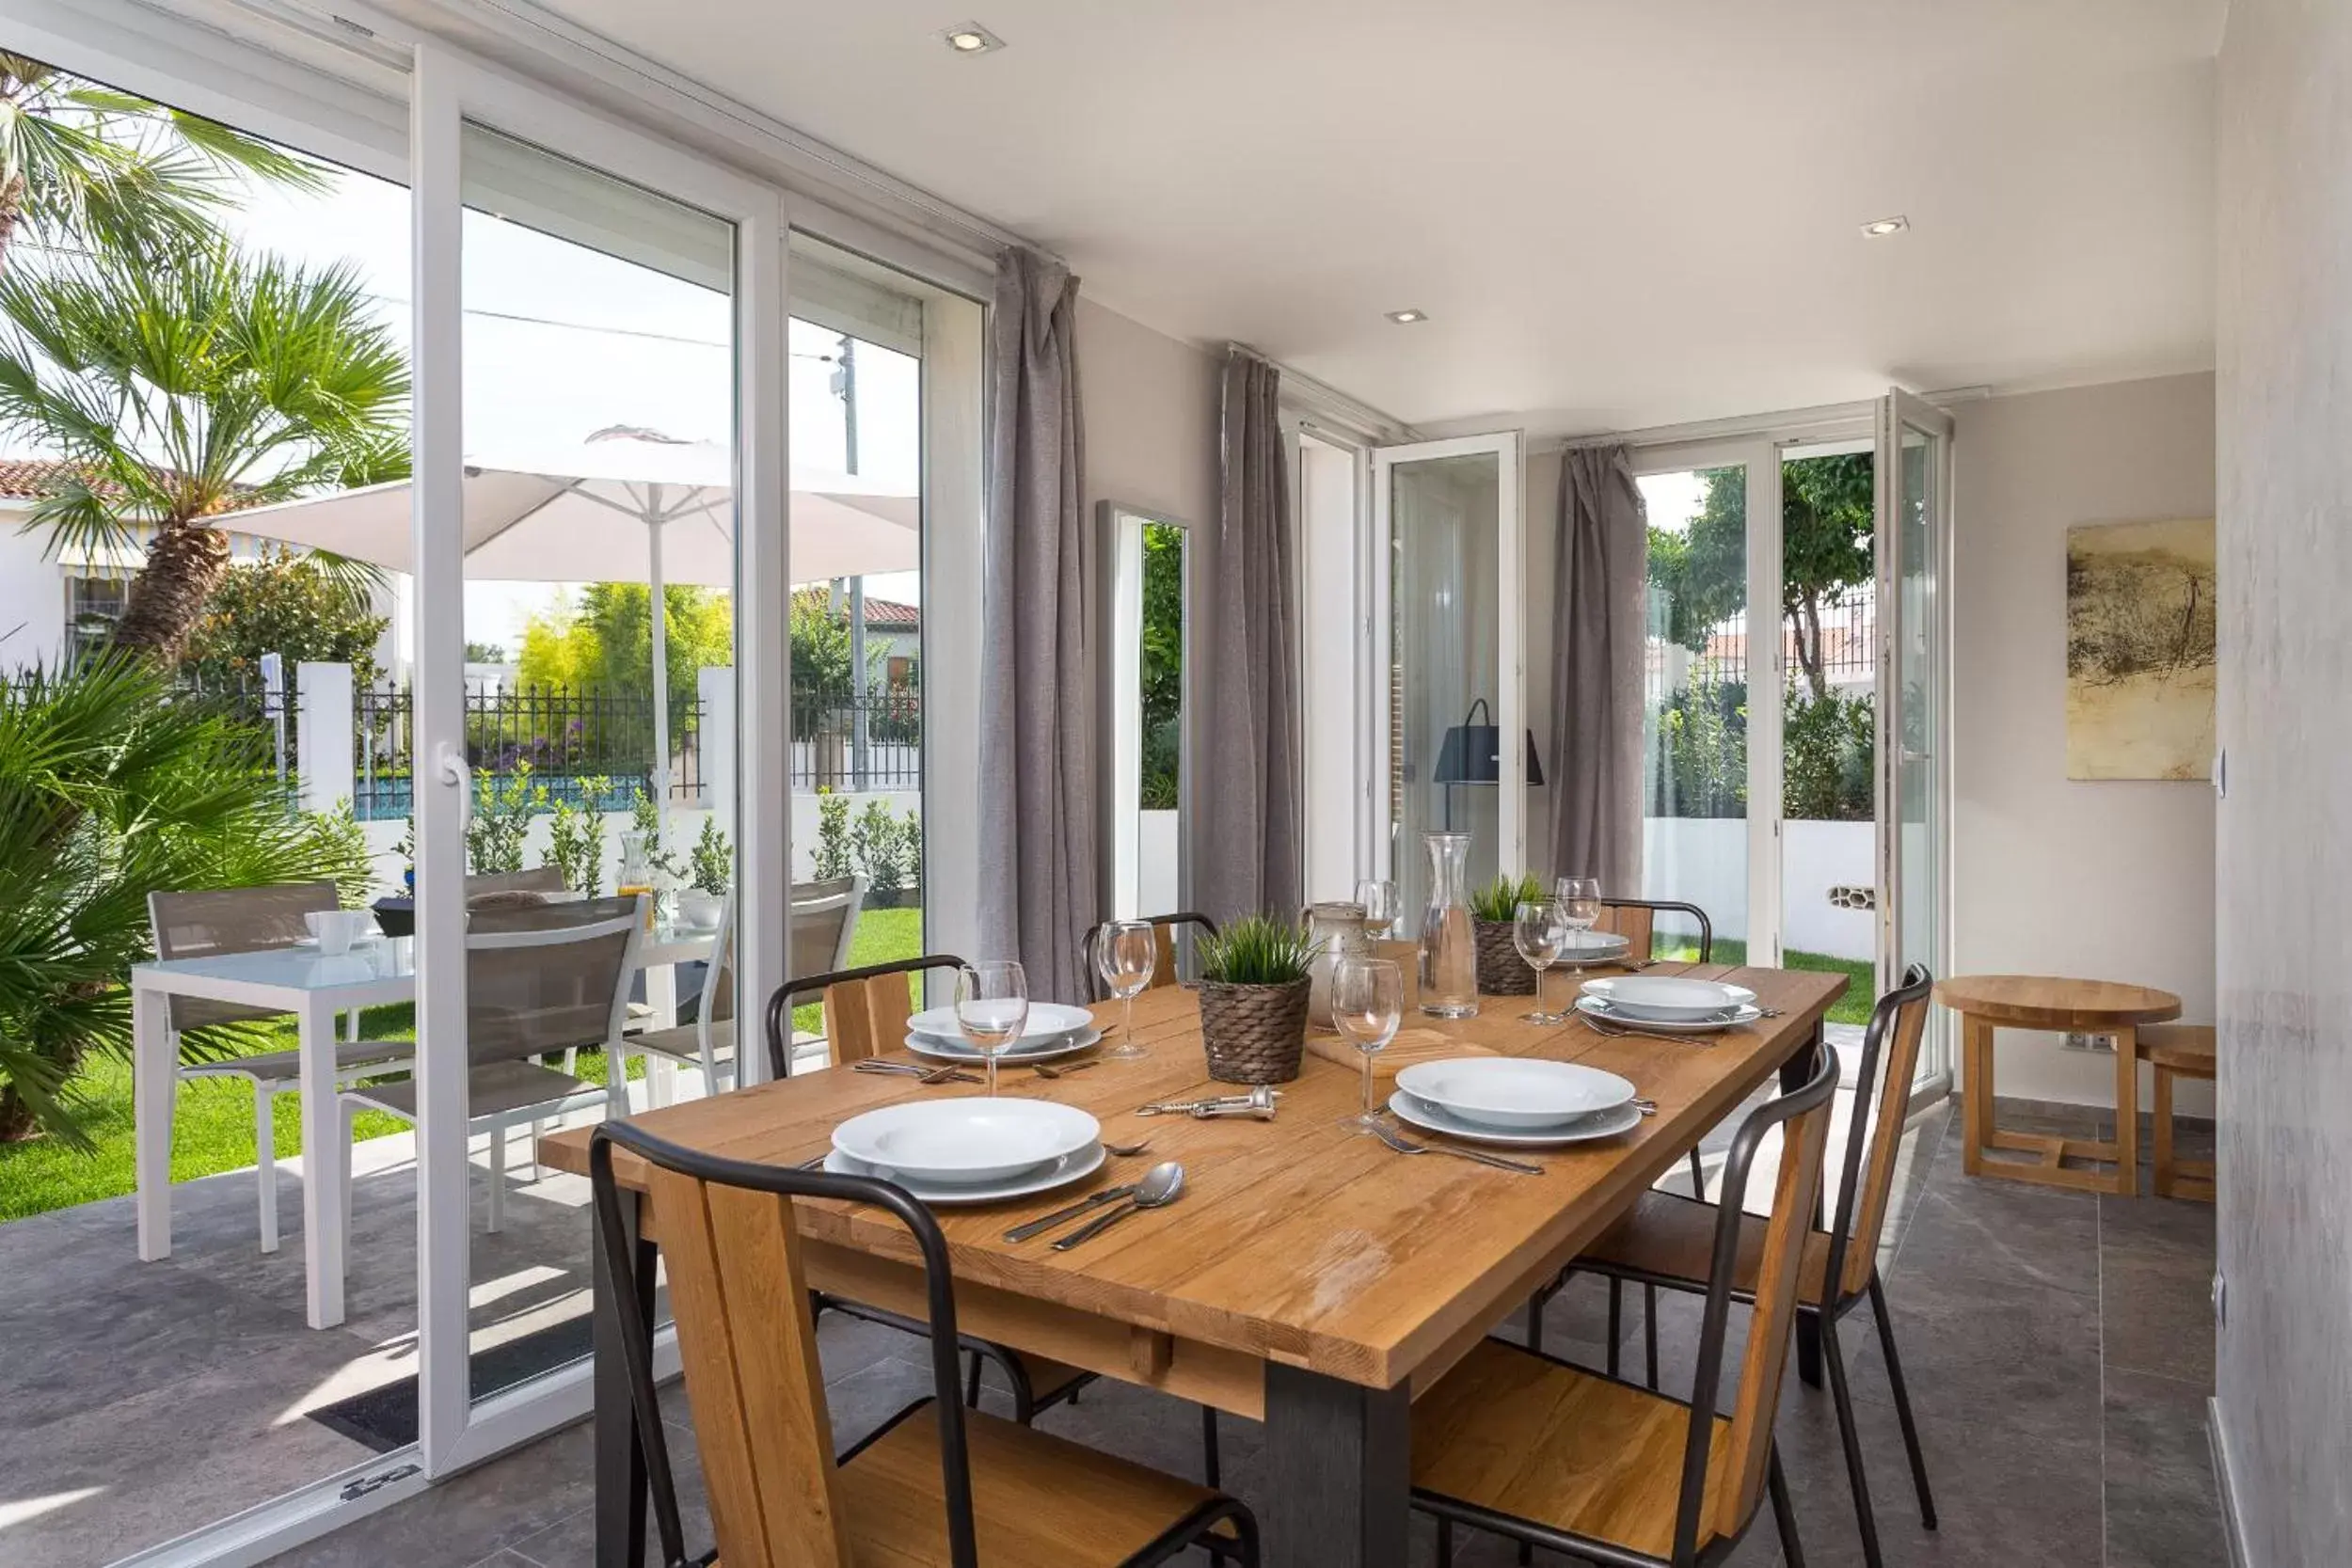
(1051, 1161, 1184, 1251)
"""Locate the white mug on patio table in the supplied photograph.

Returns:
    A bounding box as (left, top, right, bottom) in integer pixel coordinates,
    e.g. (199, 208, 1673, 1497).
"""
(305, 909, 374, 957)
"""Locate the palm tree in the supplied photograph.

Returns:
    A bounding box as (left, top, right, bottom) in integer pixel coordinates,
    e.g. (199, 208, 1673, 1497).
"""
(0, 235, 408, 658)
(0, 51, 326, 278)
(0, 652, 373, 1144)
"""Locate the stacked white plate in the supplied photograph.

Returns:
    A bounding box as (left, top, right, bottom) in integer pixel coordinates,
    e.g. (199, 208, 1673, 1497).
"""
(903, 1002, 1104, 1065)
(827, 1098, 1104, 1205)
(1388, 1058, 1644, 1147)
(1576, 975, 1761, 1034)
(1555, 927, 1632, 965)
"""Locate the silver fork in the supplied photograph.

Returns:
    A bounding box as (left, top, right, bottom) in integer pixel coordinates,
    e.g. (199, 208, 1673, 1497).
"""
(1579, 1013, 1703, 1046)
(1365, 1117, 1546, 1176)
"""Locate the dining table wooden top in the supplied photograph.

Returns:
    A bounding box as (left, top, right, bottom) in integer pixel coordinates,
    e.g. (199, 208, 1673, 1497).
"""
(540, 952, 1846, 1400)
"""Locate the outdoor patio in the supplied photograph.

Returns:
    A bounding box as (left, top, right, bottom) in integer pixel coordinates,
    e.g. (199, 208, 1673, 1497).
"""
(0, 1120, 609, 1567)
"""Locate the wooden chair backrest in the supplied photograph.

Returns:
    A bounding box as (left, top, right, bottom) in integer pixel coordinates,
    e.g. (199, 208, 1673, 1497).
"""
(1827, 967, 1935, 1300)
(1675, 1042, 1837, 1558)
(790, 875, 866, 977)
(644, 1161, 852, 1568)
(1597, 897, 1713, 963)
(820, 972, 918, 1067)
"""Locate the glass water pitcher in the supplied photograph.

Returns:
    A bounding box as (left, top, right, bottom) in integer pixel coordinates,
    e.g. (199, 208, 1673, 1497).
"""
(1418, 830, 1479, 1018)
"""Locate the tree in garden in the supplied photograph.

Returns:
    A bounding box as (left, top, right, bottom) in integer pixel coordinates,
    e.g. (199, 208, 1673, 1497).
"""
(0, 52, 326, 279)
(1655, 452, 1875, 701)
(0, 237, 409, 659)
(518, 582, 733, 709)
(180, 543, 390, 689)
(1137, 522, 1184, 810)
(0, 653, 372, 1144)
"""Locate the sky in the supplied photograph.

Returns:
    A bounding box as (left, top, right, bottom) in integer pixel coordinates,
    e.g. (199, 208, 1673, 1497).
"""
(4, 113, 925, 659)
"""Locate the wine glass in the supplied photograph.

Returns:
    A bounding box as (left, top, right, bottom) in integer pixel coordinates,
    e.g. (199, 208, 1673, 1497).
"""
(1330, 956, 1404, 1134)
(1514, 899, 1569, 1024)
(955, 960, 1028, 1097)
(1354, 879, 1400, 941)
(1093, 920, 1157, 1060)
(1555, 876, 1603, 967)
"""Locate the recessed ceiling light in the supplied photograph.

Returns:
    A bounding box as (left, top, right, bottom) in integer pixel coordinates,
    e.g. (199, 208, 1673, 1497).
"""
(1386, 309, 1429, 325)
(940, 22, 1004, 55)
(1860, 215, 1910, 238)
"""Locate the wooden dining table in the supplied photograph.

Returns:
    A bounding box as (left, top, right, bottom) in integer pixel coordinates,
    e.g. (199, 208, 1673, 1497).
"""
(539, 951, 1846, 1568)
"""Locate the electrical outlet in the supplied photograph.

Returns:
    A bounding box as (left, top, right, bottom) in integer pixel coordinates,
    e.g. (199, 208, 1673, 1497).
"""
(2062, 1031, 2118, 1053)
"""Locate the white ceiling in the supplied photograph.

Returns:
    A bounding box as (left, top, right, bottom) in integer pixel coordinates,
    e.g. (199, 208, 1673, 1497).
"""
(534, 0, 2224, 436)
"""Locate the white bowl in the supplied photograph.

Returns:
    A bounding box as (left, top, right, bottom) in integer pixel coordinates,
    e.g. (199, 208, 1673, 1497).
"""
(907, 1001, 1096, 1047)
(832, 1098, 1100, 1185)
(1392, 1057, 1638, 1130)
(1558, 928, 1630, 957)
(1579, 975, 1756, 1022)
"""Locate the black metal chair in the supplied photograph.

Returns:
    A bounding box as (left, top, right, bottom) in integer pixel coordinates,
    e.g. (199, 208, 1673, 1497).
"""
(1081, 911, 1218, 999)
(590, 1119, 1260, 1568)
(1598, 895, 1714, 964)
(1570, 966, 1940, 1568)
(1415, 1038, 1838, 1568)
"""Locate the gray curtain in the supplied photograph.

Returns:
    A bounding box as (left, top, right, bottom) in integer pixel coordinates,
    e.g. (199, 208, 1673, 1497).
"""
(1198, 351, 1302, 925)
(1549, 444, 1645, 894)
(977, 249, 1094, 1001)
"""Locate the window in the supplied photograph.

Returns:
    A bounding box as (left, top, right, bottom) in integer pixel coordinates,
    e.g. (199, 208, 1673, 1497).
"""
(65, 573, 131, 650)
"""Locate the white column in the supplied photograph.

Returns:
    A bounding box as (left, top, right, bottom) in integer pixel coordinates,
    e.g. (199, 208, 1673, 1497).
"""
(295, 661, 356, 816)
(700, 665, 737, 834)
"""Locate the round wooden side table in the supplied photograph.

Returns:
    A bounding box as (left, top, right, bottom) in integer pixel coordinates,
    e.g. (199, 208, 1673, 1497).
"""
(1932, 974, 2182, 1196)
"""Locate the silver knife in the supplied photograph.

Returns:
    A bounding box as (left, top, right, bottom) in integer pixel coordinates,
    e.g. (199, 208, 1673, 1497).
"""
(1002, 1184, 1138, 1243)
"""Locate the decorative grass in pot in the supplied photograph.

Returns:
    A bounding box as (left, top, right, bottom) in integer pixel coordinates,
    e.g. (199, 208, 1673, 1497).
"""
(1469, 874, 1545, 995)
(1196, 915, 1320, 1085)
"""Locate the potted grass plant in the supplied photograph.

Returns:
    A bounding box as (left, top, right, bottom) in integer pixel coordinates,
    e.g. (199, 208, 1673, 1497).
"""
(1469, 873, 1546, 995)
(1196, 914, 1320, 1085)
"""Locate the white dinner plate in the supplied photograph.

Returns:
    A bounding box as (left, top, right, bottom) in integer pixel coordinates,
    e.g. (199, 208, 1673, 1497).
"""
(907, 1001, 1097, 1047)
(1579, 975, 1756, 1022)
(291, 934, 381, 950)
(1389, 1090, 1644, 1148)
(1392, 1057, 1638, 1130)
(1576, 995, 1764, 1034)
(905, 1027, 1104, 1064)
(1555, 928, 1632, 962)
(824, 1142, 1106, 1206)
(832, 1097, 1101, 1185)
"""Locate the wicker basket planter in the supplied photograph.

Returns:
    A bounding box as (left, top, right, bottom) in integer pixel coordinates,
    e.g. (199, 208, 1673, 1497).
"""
(1473, 920, 1537, 995)
(1199, 976, 1311, 1085)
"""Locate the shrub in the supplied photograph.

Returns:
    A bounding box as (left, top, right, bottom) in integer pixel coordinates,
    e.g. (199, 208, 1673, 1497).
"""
(1197, 915, 1319, 987)
(690, 816, 730, 896)
(813, 787, 853, 879)
(854, 799, 907, 896)
(1783, 688, 1874, 821)
(464, 762, 544, 875)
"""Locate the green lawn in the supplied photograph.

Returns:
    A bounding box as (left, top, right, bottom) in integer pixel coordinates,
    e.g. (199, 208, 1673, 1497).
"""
(1654, 936, 1874, 1027)
(0, 904, 930, 1225)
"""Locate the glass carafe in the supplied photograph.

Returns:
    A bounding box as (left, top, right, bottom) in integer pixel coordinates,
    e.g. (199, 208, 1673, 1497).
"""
(1418, 831, 1478, 1018)
(616, 830, 657, 931)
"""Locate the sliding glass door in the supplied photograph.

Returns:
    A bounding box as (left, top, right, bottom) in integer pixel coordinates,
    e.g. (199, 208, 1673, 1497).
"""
(1369, 434, 1526, 921)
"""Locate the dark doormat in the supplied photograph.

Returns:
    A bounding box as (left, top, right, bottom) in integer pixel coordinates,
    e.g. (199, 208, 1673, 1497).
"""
(307, 1315, 596, 1452)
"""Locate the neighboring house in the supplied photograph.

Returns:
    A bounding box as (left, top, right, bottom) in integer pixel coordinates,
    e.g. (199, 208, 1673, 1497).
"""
(792, 583, 921, 689)
(0, 458, 404, 671)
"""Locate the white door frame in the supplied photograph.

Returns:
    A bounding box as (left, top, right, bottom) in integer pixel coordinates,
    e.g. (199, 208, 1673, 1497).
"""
(1877, 388, 1956, 1095)
(1368, 432, 1528, 887)
(1626, 438, 1783, 963)
(408, 37, 788, 1478)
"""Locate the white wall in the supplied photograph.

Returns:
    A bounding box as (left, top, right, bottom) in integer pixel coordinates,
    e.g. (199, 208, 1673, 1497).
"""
(0, 517, 68, 663)
(1949, 373, 2217, 1112)
(2215, 6, 2352, 1563)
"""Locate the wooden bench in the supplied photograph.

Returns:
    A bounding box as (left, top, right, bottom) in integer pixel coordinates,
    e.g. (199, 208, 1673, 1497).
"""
(2137, 1023, 2216, 1200)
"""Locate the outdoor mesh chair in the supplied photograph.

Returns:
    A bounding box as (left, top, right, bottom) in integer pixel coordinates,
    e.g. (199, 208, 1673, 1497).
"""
(632, 875, 865, 1093)
(342, 895, 644, 1233)
(464, 865, 567, 902)
(148, 882, 414, 1254)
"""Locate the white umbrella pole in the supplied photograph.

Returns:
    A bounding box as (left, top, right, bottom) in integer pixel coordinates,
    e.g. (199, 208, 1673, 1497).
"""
(646, 494, 671, 854)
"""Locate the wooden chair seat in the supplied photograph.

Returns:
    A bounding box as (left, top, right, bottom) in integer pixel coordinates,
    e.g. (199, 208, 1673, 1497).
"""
(840, 1400, 1236, 1566)
(1412, 1338, 1734, 1560)
(2136, 1022, 2217, 1074)
(1580, 1190, 1837, 1308)
(2137, 1023, 2216, 1200)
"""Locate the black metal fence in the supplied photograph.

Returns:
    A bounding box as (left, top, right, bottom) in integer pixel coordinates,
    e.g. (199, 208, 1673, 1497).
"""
(790, 691, 923, 791)
(352, 684, 707, 821)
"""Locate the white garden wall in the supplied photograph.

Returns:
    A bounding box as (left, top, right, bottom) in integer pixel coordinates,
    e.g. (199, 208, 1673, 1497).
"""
(1640, 816, 1875, 963)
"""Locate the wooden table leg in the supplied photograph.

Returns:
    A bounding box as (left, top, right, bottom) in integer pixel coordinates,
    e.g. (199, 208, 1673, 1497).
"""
(2153, 1062, 2177, 1199)
(2111, 1024, 2140, 1196)
(1784, 1027, 1825, 1389)
(1961, 1014, 1991, 1177)
(1262, 1363, 1410, 1568)
(595, 1184, 653, 1568)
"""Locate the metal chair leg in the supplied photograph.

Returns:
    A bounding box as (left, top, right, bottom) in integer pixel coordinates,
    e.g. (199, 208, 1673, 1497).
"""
(1202, 1404, 1222, 1488)
(487, 1114, 506, 1233)
(1606, 1276, 1622, 1377)
(1770, 1447, 1807, 1568)
(254, 1080, 279, 1255)
(1822, 1307, 1886, 1568)
(1644, 1283, 1661, 1389)
(1435, 1519, 1454, 1568)
(1687, 1147, 1706, 1197)
(1868, 1276, 1939, 1528)
(963, 1350, 983, 1408)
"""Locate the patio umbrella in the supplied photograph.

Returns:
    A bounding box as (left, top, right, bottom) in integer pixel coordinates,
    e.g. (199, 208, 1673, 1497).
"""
(229, 426, 919, 827)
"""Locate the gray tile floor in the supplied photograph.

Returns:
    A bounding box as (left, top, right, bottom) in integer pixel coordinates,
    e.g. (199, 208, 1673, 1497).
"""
(256, 1098, 2225, 1568)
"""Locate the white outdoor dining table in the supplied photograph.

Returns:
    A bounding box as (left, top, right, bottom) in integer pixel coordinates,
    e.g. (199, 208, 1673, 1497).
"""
(130, 923, 717, 1330)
